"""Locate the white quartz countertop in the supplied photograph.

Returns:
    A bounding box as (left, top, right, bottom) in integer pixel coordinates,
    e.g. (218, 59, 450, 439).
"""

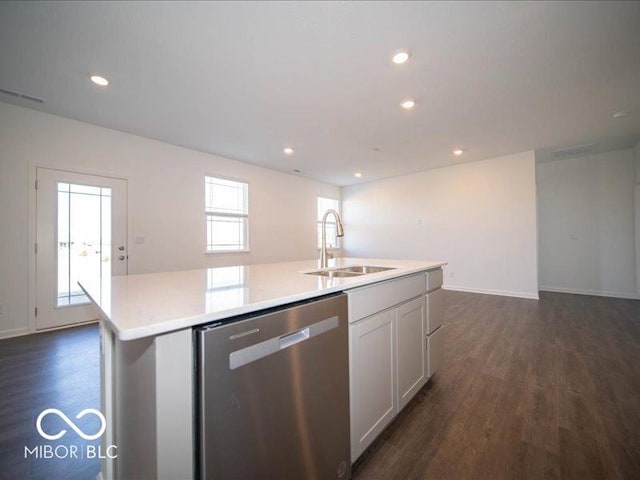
(80, 257, 446, 341)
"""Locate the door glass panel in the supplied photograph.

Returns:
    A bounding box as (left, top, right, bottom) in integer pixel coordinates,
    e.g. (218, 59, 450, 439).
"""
(56, 182, 112, 307)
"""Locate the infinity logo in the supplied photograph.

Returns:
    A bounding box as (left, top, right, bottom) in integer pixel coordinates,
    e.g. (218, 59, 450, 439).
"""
(36, 408, 106, 441)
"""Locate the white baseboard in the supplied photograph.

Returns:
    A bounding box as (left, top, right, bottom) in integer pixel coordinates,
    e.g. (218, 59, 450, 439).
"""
(442, 285, 539, 300)
(0, 327, 30, 340)
(539, 286, 638, 300)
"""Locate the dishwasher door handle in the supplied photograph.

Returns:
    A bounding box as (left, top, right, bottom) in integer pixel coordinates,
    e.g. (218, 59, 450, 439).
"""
(279, 328, 310, 349)
(229, 315, 338, 370)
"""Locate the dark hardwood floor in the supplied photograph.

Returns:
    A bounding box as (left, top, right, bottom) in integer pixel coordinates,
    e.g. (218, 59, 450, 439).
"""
(0, 324, 100, 480)
(1, 291, 639, 479)
(353, 291, 640, 480)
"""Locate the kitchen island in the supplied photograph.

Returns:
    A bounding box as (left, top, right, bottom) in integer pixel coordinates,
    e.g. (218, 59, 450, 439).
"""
(81, 257, 446, 479)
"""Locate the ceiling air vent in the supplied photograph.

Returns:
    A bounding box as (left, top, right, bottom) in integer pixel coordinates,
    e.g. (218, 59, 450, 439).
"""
(0, 87, 45, 104)
(550, 144, 595, 160)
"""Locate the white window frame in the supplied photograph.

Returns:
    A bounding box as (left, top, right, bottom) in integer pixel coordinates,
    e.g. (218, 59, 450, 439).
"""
(317, 196, 341, 250)
(205, 175, 249, 253)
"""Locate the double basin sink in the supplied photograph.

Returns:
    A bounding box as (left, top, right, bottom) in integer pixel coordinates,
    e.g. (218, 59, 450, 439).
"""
(305, 265, 396, 278)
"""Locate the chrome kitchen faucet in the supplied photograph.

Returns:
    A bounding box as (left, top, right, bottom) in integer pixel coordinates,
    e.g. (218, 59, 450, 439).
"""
(320, 209, 344, 268)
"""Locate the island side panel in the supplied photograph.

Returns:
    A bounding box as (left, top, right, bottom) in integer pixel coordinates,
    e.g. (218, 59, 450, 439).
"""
(100, 321, 115, 480)
(155, 328, 194, 479)
(115, 333, 157, 478)
(105, 327, 194, 479)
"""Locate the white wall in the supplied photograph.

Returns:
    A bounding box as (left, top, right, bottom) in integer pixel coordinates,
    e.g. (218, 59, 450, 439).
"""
(537, 148, 637, 299)
(342, 151, 539, 299)
(0, 102, 340, 338)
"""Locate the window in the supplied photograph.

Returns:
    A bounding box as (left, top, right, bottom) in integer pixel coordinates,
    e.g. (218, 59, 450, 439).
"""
(57, 182, 112, 306)
(205, 176, 249, 252)
(317, 197, 340, 249)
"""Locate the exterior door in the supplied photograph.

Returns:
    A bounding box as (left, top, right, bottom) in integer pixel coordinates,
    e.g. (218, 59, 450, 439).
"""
(35, 168, 127, 330)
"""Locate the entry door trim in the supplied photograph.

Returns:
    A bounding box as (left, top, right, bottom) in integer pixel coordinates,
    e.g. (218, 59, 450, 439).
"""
(28, 163, 129, 334)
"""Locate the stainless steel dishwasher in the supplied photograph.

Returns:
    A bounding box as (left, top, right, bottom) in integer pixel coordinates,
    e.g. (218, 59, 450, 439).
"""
(195, 293, 350, 480)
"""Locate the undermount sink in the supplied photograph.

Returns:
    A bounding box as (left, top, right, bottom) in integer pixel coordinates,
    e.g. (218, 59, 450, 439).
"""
(305, 269, 362, 278)
(337, 265, 396, 274)
(305, 265, 397, 278)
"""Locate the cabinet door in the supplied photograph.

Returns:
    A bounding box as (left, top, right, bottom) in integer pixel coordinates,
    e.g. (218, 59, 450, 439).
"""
(396, 297, 427, 410)
(349, 309, 396, 461)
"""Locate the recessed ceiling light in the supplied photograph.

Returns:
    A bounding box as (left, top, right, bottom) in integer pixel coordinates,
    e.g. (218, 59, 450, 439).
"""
(283, 147, 294, 155)
(612, 111, 627, 119)
(372, 147, 380, 153)
(90, 75, 109, 87)
(400, 99, 415, 110)
(453, 149, 465, 156)
(354, 172, 363, 178)
(392, 50, 411, 65)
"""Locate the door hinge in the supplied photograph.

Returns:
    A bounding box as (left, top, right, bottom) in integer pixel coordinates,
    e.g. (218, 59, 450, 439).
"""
(34, 243, 38, 254)
(35, 179, 38, 190)
(35, 307, 38, 317)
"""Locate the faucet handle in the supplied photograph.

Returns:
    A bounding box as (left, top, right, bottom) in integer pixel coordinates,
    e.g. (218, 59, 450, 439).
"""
(327, 243, 334, 259)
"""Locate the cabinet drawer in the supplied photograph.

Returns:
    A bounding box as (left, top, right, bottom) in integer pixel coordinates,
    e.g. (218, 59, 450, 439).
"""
(425, 268, 443, 292)
(347, 274, 425, 323)
(425, 288, 444, 334)
(427, 326, 444, 377)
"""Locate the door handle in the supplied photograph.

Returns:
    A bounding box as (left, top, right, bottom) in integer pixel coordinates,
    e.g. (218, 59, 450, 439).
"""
(118, 255, 126, 261)
(118, 246, 125, 251)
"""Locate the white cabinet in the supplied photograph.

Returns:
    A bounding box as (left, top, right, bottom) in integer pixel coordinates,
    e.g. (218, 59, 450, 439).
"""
(396, 297, 427, 410)
(425, 288, 444, 334)
(425, 268, 444, 292)
(427, 325, 444, 377)
(348, 273, 425, 322)
(424, 287, 444, 378)
(348, 268, 445, 462)
(349, 295, 428, 459)
(349, 309, 396, 459)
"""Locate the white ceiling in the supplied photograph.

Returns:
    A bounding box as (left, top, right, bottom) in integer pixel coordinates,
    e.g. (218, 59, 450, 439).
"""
(1, 1, 639, 186)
